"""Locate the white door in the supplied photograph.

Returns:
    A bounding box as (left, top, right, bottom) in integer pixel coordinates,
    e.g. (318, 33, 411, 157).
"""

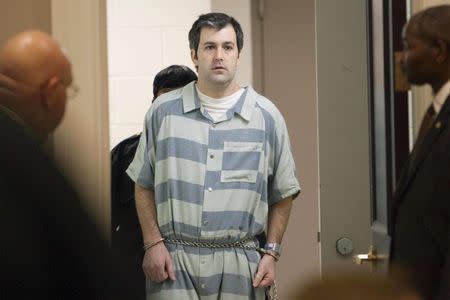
(316, 0, 409, 273)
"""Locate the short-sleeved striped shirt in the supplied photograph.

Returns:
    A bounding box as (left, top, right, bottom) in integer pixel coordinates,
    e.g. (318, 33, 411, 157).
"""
(127, 82, 300, 299)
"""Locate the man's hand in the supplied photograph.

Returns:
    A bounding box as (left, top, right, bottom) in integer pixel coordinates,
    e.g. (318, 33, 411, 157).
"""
(142, 242, 176, 283)
(253, 254, 276, 288)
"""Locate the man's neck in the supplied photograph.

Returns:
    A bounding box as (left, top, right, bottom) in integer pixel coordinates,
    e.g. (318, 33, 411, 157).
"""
(196, 81, 240, 99)
(431, 79, 447, 95)
(430, 71, 450, 94)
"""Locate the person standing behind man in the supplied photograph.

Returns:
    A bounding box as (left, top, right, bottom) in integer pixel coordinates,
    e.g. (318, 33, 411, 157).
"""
(392, 5, 450, 300)
(127, 12, 300, 299)
(111, 64, 197, 300)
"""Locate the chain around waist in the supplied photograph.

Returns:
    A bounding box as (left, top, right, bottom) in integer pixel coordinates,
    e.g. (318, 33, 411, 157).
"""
(164, 237, 258, 250)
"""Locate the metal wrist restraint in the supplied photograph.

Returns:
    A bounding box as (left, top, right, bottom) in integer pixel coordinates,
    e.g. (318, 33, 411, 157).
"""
(164, 237, 278, 300)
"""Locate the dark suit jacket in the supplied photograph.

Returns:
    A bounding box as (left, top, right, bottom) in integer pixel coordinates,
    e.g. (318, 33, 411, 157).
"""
(0, 103, 138, 299)
(390, 95, 450, 300)
(111, 133, 145, 300)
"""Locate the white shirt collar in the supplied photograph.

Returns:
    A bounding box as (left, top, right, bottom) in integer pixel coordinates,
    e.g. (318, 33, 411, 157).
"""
(195, 85, 244, 104)
(432, 79, 450, 114)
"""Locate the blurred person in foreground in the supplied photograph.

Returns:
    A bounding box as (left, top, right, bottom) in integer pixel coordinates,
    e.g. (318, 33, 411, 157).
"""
(0, 30, 137, 299)
(391, 5, 450, 300)
(292, 271, 420, 300)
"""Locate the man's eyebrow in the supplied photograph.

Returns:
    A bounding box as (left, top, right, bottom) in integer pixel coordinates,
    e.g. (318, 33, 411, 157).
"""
(202, 41, 236, 47)
(203, 41, 235, 44)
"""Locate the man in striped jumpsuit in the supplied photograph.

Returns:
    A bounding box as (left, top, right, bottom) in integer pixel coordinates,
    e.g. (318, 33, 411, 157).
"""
(127, 12, 300, 300)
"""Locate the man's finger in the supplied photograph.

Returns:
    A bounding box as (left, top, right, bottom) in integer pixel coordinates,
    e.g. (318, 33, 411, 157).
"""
(166, 257, 176, 281)
(253, 271, 264, 287)
(258, 277, 273, 288)
(153, 271, 167, 283)
(143, 265, 151, 279)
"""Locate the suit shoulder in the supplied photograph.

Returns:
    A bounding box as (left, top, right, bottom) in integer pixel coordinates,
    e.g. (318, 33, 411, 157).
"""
(111, 134, 141, 155)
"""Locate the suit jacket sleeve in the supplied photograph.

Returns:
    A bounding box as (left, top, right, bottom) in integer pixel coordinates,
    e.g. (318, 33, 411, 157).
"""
(436, 139, 450, 300)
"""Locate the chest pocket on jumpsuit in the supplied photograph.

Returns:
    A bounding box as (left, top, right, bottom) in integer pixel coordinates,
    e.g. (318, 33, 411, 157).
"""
(220, 141, 263, 184)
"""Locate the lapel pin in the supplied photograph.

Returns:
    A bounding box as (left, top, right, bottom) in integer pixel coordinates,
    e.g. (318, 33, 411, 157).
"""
(435, 121, 441, 129)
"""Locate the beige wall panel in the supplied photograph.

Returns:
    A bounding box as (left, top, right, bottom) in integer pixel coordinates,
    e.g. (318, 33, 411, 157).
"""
(250, 0, 263, 93)
(262, 0, 320, 297)
(211, 0, 253, 87)
(51, 0, 110, 236)
(0, 0, 51, 44)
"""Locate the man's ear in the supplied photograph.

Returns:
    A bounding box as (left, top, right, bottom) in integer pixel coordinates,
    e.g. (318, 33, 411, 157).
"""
(434, 39, 449, 63)
(191, 49, 198, 68)
(40, 76, 60, 111)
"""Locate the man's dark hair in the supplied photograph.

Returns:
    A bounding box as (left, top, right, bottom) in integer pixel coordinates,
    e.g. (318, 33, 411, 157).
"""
(188, 12, 244, 55)
(409, 5, 450, 45)
(153, 65, 197, 100)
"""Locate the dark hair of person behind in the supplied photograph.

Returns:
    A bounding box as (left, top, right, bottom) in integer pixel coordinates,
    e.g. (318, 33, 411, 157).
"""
(152, 65, 197, 100)
(409, 4, 450, 44)
(188, 12, 244, 54)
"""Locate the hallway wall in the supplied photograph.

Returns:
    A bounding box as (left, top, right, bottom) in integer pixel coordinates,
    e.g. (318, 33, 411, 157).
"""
(259, 0, 320, 297)
(51, 0, 111, 234)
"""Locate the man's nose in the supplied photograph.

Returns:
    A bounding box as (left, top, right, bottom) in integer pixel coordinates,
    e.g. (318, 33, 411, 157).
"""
(396, 50, 408, 76)
(214, 48, 224, 61)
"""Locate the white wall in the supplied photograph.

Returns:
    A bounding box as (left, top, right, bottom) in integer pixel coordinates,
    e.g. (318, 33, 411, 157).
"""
(107, 0, 211, 149)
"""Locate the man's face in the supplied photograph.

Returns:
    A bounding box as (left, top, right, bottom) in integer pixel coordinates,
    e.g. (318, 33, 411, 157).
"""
(191, 24, 240, 89)
(400, 22, 437, 86)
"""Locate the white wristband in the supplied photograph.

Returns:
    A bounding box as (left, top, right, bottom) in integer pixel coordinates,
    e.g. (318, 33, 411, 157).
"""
(264, 243, 282, 255)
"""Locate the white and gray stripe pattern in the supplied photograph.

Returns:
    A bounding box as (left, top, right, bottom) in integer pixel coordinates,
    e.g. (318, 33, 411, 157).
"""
(127, 82, 300, 299)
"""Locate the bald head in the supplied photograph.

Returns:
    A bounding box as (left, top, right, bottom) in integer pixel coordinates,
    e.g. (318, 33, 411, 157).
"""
(0, 30, 71, 86)
(0, 30, 73, 140)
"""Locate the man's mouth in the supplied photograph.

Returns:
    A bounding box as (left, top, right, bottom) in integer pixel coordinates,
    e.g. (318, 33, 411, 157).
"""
(212, 66, 226, 70)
